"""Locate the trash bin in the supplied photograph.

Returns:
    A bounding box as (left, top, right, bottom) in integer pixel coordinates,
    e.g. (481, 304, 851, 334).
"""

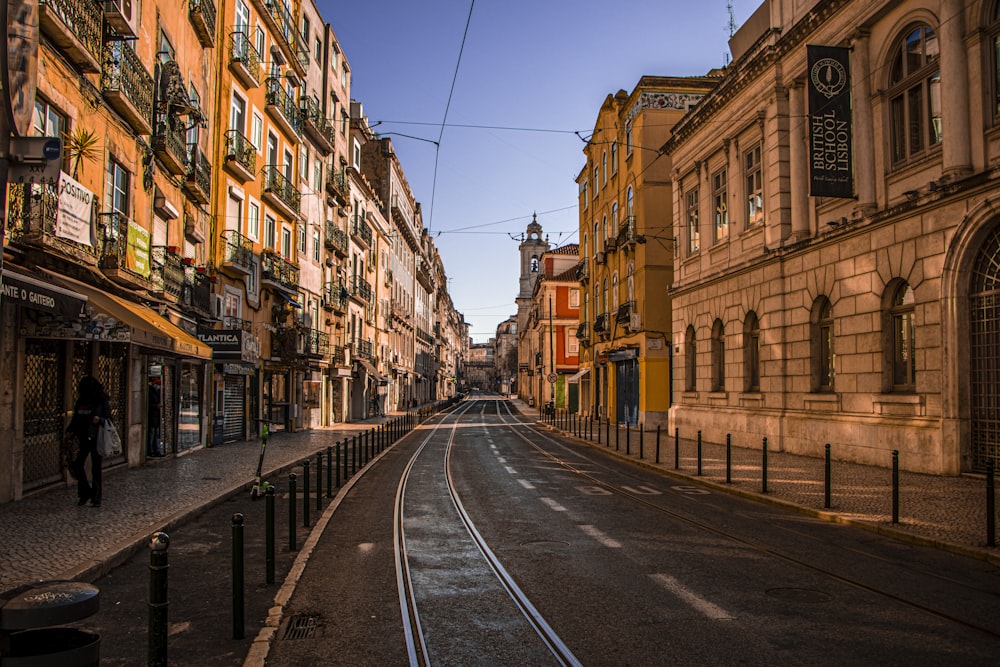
(0, 581, 100, 666)
(528, 397, 535, 407)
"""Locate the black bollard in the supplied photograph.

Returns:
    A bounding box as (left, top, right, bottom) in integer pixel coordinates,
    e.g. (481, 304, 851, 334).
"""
(639, 423, 644, 460)
(656, 425, 661, 464)
(326, 446, 333, 498)
(265, 486, 275, 584)
(316, 451, 323, 511)
(352, 435, 358, 473)
(232, 513, 245, 640)
(674, 427, 680, 469)
(302, 459, 311, 529)
(762, 437, 769, 493)
(597, 415, 601, 444)
(824, 444, 832, 509)
(725, 434, 732, 483)
(148, 532, 169, 667)
(336, 441, 342, 488)
(288, 473, 297, 551)
(615, 421, 620, 451)
(891, 450, 899, 524)
(626, 422, 630, 455)
(987, 459, 996, 548)
(697, 430, 703, 476)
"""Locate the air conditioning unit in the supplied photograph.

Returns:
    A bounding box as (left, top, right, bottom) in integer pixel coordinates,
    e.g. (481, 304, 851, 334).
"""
(594, 251, 606, 265)
(104, 0, 138, 38)
(337, 207, 348, 217)
(629, 313, 642, 331)
(212, 295, 225, 320)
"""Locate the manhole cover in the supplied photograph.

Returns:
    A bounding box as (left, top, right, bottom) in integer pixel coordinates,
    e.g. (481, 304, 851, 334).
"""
(765, 588, 832, 603)
(283, 615, 320, 640)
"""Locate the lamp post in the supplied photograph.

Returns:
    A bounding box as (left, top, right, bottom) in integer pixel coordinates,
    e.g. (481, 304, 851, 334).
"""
(549, 293, 555, 408)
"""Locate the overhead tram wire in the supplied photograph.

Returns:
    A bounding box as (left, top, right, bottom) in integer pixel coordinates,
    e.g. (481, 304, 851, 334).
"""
(428, 0, 476, 234)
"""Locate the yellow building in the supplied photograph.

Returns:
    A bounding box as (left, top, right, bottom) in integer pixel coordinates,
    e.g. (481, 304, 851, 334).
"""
(576, 77, 716, 427)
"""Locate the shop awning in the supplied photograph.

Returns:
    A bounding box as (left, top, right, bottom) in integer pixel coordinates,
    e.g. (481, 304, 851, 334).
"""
(355, 358, 390, 385)
(44, 271, 212, 359)
(1, 268, 88, 318)
(567, 367, 591, 383)
(276, 292, 302, 308)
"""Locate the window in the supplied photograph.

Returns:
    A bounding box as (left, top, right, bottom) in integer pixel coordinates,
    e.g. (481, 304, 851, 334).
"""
(579, 177, 588, 208)
(281, 227, 292, 259)
(686, 187, 700, 253)
(583, 292, 589, 322)
(745, 145, 763, 228)
(235, 0, 249, 32)
(312, 226, 321, 262)
(593, 222, 599, 253)
(33, 99, 64, 138)
(887, 281, 916, 391)
(107, 158, 130, 216)
(713, 168, 729, 241)
(300, 145, 309, 183)
(811, 297, 835, 391)
(685, 325, 697, 392)
(602, 152, 607, 184)
(569, 288, 579, 308)
(530, 256, 538, 273)
(315, 36, 322, 64)
(251, 112, 263, 152)
(248, 201, 260, 240)
(626, 187, 634, 221)
(744, 311, 761, 392)
(601, 216, 607, 244)
(611, 273, 619, 310)
(313, 155, 322, 190)
(611, 203, 618, 234)
(254, 25, 265, 58)
(888, 25, 941, 163)
(625, 121, 633, 155)
(602, 278, 608, 315)
(264, 214, 276, 249)
(627, 262, 634, 302)
(610, 142, 617, 175)
(593, 164, 600, 197)
(230, 93, 246, 132)
(992, 4, 1000, 122)
(711, 319, 725, 392)
(567, 329, 579, 355)
(298, 222, 306, 253)
(353, 139, 362, 169)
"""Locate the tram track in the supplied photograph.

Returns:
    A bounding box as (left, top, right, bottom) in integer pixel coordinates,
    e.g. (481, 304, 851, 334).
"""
(494, 399, 1000, 642)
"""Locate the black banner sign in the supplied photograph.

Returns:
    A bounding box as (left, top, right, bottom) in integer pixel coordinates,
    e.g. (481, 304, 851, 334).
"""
(808, 45, 853, 198)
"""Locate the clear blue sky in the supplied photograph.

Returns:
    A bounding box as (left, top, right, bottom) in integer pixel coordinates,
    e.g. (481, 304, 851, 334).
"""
(320, 0, 760, 342)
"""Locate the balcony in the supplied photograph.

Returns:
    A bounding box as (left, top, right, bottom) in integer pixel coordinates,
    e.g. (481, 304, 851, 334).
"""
(322, 281, 348, 313)
(326, 166, 348, 205)
(617, 215, 639, 248)
(576, 321, 591, 347)
(261, 165, 301, 219)
(604, 236, 618, 253)
(224, 130, 257, 182)
(354, 338, 373, 361)
(593, 313, 609, 335)
(265, 77, 301, 139)
(260, 250, 299, 293)
(184, 147, 212, 204)
(184, 209, 207, 246)
(98, 212, 154, 291)
(188, 0, 216, 48)
(350, 275, 372, 304)
(102, 41, 153, 135)
(575, 258, 589, 283)
(303, 328, 330, 358)
(270, 325, 301, 360)
(350, 217, 372, 248)
(223, 316, 253, 332)
(150, 246, 184, 299)
(219, 230, 254, 277)
(183, 269, 214, 319)
(616, 301, 634, 324)
(5, 182, 98, 264)
(151, 118, 189, 175)
(324, 222, 348, 257)
(331, 345, 347, 366)
(300, 95, 335, 154)
(228, 32, 261, 88)
(39, 0, 103, 73)
(251, 0, 305, 78)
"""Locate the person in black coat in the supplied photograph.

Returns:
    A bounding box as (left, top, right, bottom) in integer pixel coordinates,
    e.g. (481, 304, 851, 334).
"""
(66, 376, 111, 507)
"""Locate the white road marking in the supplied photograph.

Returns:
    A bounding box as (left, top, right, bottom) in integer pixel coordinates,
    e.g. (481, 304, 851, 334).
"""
(497, 457, 507, 463)
(579, 524, 622, 548)
(622, 485, 662, 495)
(518, 479, 535, 490)
(651, 574, 734, 620)
(540, 497, 567, 512)
(505, 466, 517, 474)
(577, 485, 613, 496)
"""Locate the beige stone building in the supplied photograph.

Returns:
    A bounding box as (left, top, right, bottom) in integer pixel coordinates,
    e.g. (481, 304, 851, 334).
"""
(666, 0, 1000, 474)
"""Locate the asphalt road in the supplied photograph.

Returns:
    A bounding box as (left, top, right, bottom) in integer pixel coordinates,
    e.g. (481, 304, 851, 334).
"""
(265, 400, 1000, 666)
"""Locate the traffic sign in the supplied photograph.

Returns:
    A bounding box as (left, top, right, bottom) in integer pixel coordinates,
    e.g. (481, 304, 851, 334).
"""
(547, 373, 557, 384)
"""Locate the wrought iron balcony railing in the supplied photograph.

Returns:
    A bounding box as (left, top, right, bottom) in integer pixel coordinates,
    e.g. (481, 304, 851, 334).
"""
(98, 211, 153, 288)
(618, 215, 638, 246)
(183, 270, 214, 318)
(260, 250, 300, 292)
(261, 164, 301, 217)
(616, 301, 634, 324)
(224, 129, 257, 181)
(228, 31, 261, 88)
(220, 230, 254, 276)
(39, 0, 103, 72)
(326, 166, 348, 204)
(102, 41, 154, 135)
(188, 0, 217, 48)
(150, 246, 184, 299)
(575, 258, 589, 282)
(265, 77, 301, 137)
(593, 312, 609, 333)
(324, 221, 348, 256)
(331, 345, 347, 366)
(300, 95, 335, 152)
(151, 118, 189, 175)
(222, 316, 253, 332)
(303, 328, 330, 357)
(350, 275, 372, 303)
(354, 338, 373, 360)
(576, 321, 590, 341)
(184, 146, 212, 204)
(351, 217, 372, 248)
(322, 281, 348, 312)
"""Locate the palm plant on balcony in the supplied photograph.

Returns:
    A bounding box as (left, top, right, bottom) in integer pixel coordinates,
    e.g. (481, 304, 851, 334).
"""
(64, 126, 101, 179)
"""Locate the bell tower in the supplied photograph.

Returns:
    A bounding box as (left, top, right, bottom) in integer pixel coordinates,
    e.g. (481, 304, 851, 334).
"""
(515, 213, 549, 331)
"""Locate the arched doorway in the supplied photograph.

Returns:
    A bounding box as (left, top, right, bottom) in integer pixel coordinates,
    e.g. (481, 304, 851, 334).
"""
(969, 225, 1000, 471)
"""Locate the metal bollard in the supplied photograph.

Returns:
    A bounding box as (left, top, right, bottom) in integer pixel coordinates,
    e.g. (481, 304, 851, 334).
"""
(265, 486, 275, 584)
(597, 415, 601, 444)
(232, 513, 245, 640)
(697, 430, 703, 476)
(626, 423, 630, 455)
(656, 425, 661, 464)
(352, 435, 358, 473)
(148, 532, 169, 667)
(606, 418, 610, 446)
(891, 450, 899, 524)
(639, 423, 644, 460)
(326, 446, 333, 498)
(302, 459, 311, 529)
(336, 441, 342, 488)
(987, 459, 996, 548)
(288, 473, 297, 551)
(316, 451, 323, 511)
(726, 433, 732, 484)
(674, 427, 680, 469)
(824, 444, 832, 509)
(762, 437, 769, 493)
(615, 421, 620, 451)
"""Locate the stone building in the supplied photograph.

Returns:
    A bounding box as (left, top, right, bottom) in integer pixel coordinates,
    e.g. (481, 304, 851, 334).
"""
(666, 0, 1000, 474)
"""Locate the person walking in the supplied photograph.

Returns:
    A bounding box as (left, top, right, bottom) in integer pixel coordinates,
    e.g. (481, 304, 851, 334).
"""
(65, 376, 111, 507)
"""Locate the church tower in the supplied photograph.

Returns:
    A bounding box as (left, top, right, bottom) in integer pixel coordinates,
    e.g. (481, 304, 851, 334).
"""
(515, 213, 549, 332)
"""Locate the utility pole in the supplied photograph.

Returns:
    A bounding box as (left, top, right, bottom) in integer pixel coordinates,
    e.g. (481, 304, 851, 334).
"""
(548, 293, 555, 408)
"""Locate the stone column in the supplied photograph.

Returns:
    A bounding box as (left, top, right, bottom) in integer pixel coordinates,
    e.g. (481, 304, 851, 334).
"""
(851, 30, 876, 215)
(939, 0, 971, 179)
(788, 80, 810, 241)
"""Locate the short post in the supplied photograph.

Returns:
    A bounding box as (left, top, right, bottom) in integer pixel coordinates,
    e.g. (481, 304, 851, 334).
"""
(987, 459, 996, 548)
(597, 415, 601, 444)
(726, 434, 732, 484)
(606, 418, 610, 447)
(326, 446, 333, 498)
(639, 423, 644, 460)
(352, 434, 358, 473)
(265, 486, 275, 584)
(891, 450, 899, 524)
(148, 532, 169, 667)
(625, 422, 630, 455)
(302, 458, 311, 529)
(316, 451, 323, 511)
(824, 444, 832, 509)
(655, 425, 661, 464)
(697, 430, 703, 476)
(615, 421, 620, 451)
(231, 513, 245, 640)
(336, 441, 342, 488)
(762, 437, 769, 494)
(674, 427, 680, 469)
(288, 473, 297, 551)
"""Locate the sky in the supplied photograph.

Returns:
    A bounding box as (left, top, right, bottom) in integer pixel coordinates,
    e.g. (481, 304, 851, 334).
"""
(319, 0, 761, 342)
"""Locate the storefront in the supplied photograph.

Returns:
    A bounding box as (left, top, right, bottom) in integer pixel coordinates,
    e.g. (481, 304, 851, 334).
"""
(198, 326, 261, 444)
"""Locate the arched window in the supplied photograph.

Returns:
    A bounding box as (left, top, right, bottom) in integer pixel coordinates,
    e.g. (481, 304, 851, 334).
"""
(744, 311, 761, 392)
(593, 221, 600, 252)
(602, 278, 608, 315)
(611, 273, 619, 311)
(887, 24, 941, 164)
(583, 292, 589, 322)
(886, 281, 916, 391)
(601, 215, 607, 243)
(626, 261, 635, 303)
(611, 203, 619, 233)
(530, 256, 538, 273)
(627, 187, 634, 218)
(711, 319, 725, 392)
(602, 152, 607, 184)
(582, 233, 588, 260)
(594, 164, 600, 195)
(811, 297, 835, 391)
(685, 325, 697, 392)
(991, 3, 1000, 124)
(610, 141, 618, 175)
